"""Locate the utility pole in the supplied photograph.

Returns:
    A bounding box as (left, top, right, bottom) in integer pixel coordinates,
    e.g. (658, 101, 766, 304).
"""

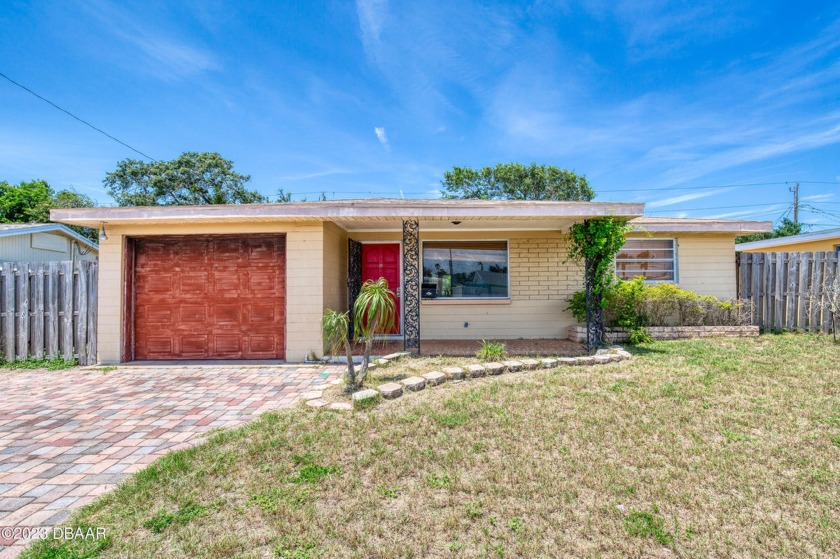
(790, 181, 799, 223)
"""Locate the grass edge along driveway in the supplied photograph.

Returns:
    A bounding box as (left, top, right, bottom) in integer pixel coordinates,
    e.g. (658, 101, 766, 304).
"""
(23, 334, 840, 559)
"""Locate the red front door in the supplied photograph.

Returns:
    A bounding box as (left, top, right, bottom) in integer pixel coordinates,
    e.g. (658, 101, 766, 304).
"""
(361, 243, 401, 334)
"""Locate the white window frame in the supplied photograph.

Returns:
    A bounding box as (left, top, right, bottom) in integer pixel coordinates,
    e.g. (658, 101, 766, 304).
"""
(614, 238, 678, 283)
(420, 239, 511, 300)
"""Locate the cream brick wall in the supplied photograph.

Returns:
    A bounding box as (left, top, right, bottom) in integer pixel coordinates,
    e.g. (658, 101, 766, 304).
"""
(351, 230, 582, 339)
(97, 222, 325, 364)
(322, 222, 348, 316)
(626, 233, 738, 300)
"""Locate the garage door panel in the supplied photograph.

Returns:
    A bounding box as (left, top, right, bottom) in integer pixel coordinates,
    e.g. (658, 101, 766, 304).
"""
(213, 335, 242, 356)
(133, 235, 286, 360)
(213, 303, 242, 324)
(249, 303, 279, 323)
(212, 272, 242, 292)
(179, 305, 207, 323)
(180, 272, 209, 294)
(143, 336, 174, 357)
(180, 335, 209, 357)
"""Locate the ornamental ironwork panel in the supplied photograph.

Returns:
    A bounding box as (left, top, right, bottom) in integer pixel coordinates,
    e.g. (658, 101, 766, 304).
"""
(402, 220, 420, 353)
(584, 256, 605, 352)
(347, 238, 362, 340)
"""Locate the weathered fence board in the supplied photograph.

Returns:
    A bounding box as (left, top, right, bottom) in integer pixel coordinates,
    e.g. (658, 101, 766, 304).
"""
(738, 251, 838, 334)
(0, 261, 98, 365)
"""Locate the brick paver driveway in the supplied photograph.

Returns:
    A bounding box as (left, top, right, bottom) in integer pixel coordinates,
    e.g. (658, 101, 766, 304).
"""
(0, 364, 343, 557)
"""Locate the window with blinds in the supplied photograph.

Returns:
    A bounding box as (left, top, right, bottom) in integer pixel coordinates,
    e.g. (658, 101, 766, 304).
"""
(615, 238, 677, 282)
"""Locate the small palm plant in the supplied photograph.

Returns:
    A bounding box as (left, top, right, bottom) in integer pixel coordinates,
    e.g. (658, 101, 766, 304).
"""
(321, 310, 357, 389)
(353, 278, 397, 386)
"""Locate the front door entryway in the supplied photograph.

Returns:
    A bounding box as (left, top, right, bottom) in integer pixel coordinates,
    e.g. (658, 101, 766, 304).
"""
(361, 243, 401, 334)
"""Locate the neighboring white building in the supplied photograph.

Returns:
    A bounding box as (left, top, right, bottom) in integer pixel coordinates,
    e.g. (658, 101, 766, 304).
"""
(0, 223, 98, 262)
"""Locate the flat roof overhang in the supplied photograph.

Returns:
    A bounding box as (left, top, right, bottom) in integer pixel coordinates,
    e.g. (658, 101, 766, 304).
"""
(630, 217, 773, 234)
(51, 199, 646, 229)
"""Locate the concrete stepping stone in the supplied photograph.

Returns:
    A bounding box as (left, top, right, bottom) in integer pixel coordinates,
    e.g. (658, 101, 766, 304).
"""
(306, 399, 329, 408)
(593, 355, 613, 365)
(502, 360, 523, 372)
(558, 357, 578, 366)
(423, 371, 447, 386)
(401, 376, 427, 392)
(376, 358, 390, 366)
(520, 359, 540, 370)
(328, 402, 353, 411)
(442, 367, 466, 380)
(541, 358, 558, 368)
(378, 382, 403, 399)
(383, 352, 404, 360)
(466, 364, 486, 377)
(351, 389, 381, 409)
(576, 356, 596, 366)
(301, 391, 323, 400)
(484, 363, 504, 375)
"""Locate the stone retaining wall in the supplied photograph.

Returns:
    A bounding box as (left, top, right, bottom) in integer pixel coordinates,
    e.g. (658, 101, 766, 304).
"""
(567, 325, 760, 343)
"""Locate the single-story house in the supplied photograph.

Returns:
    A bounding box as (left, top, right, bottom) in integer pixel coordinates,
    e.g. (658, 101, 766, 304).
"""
(0, 223, 98, 261)
(51, 200, 771, 363)
(736, 226, 840, 253)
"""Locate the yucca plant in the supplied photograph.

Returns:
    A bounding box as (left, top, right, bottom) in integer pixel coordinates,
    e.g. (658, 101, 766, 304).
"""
(353, 277, 397, 386)
(321, 310, 357, 389)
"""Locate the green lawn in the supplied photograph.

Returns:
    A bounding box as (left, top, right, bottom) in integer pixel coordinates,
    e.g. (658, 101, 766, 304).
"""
(24, 334, 840, 558)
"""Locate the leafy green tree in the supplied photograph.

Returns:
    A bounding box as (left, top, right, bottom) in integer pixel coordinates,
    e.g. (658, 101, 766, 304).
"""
(0, 179, 54, 223)
(441, 163, 594, 201)
(736, 218, 802, 244)
(0, 180, 97, 240)
(104, 152, 268, 206)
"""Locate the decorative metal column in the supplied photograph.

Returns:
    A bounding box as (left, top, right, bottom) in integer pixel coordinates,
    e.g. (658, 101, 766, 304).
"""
(402, 220, 420, 353)
(584, 255, 605, 352)
(347, 239, 362, 340)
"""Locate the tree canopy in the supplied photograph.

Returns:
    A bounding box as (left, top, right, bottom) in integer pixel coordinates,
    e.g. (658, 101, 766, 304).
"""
(736, 218, 803, 244)
(0, 179, 97, 240)
(441, 163, 595, 201)
(104, 152, 268, 206)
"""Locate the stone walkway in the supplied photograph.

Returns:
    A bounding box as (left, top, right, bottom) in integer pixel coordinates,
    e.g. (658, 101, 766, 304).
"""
(0, 364, 344, 557)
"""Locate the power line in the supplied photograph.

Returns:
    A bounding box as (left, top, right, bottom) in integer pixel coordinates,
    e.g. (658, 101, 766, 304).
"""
(0, 71, 157, 161)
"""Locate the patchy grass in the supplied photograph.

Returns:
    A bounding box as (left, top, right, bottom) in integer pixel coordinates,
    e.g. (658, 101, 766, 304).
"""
(0, 356, 77, 371)
(22, 333, 840, 558)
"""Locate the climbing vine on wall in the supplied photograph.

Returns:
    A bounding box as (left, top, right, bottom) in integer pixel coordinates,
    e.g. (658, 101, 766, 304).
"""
(566, 218, 630, 350)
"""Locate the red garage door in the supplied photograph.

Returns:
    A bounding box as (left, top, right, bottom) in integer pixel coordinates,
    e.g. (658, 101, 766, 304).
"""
(133, 235, 285, 360)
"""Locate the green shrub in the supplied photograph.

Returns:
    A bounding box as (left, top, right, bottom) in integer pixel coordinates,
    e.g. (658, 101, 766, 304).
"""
(604, 277, 649, 331)
(567, 279, 752, 337)
(627, 327, 652, 345)
(476, 340, 507, 361)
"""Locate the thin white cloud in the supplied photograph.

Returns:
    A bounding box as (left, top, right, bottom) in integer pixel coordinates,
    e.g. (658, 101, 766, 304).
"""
(803, 192, 835, 202)
(645, 188, 731, 209)
(356, 0, 388, 63)
(81, 0, 220, 80)
(374, 127, 390, 151)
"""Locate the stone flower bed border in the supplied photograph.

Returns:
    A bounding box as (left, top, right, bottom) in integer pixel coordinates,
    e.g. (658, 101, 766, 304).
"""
(567, 324, 760, 343)
(302, 347, 633, 411)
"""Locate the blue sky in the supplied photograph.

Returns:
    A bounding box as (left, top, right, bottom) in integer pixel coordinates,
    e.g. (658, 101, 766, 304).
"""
(1, 1, 839, 228)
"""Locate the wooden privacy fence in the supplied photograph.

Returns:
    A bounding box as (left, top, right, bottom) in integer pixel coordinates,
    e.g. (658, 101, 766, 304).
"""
(738, 251, 839, 333)
(0, 261, 98, 365)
